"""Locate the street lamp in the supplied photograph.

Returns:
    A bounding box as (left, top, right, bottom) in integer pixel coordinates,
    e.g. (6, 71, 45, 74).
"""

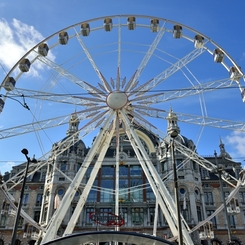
(170, 129, 184, 245)
(11, 148, 36, 245)
(214, 151, 233, 245)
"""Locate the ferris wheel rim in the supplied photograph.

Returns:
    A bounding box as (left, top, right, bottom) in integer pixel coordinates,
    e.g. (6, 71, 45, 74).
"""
(1, 14, 244, 86)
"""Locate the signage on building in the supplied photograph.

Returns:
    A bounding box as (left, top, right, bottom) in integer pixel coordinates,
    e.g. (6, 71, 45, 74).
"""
(89, 212, 125, 227)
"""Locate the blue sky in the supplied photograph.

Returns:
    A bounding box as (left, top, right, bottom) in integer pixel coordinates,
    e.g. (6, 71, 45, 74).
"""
(0, 0, 245, 173)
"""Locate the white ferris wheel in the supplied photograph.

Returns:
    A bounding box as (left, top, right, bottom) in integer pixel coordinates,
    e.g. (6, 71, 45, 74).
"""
(0, 15, 245, 244)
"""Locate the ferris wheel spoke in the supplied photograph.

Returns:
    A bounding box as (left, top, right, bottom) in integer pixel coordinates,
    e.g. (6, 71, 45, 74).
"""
(8, 88, 105, 106)
(74, 29, 113, 93)
(134, 109, 245, 132)
(132, 77, 237, 105)
(117, 17, 121, 76)
(3, 112, 112, 189)
(168, 139, 238, 187)
(0, 108, 107, 139)
(124, 21, 166, 92)
(129, 47, 206, 97)
(36, 54, 105, 96)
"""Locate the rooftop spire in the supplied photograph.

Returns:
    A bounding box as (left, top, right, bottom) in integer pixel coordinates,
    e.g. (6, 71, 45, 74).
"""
(219, 137, 232, 159)
(167, 107, 180, 138)
(66, 113, 80, 136)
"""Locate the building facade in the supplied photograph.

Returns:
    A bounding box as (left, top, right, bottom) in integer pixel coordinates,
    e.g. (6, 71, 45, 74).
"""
(0, 112, 244, 245)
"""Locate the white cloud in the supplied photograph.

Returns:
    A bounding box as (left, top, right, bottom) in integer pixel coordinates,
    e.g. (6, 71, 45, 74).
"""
(0, 18, 55, 77)
(226, 131, 245, 159)
(0, 161, 16, 174)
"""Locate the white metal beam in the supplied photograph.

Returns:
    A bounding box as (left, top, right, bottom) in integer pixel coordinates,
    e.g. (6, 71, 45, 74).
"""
(63, 116, 116, 235)
(120, 110, 194, 245)
(41, 111, 115, 243)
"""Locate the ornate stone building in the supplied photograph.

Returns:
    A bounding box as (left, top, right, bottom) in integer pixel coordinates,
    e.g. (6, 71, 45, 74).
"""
(0, 111, 244, 245)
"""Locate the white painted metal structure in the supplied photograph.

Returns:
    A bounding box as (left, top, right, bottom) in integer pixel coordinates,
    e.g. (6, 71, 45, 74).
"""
(1, 15, 245, 244)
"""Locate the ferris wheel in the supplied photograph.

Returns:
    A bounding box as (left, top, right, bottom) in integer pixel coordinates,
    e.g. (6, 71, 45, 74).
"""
(0, 15, 245, 244)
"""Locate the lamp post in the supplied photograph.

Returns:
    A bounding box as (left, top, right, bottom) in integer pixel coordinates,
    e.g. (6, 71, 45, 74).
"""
(11, 148, 36, 245)
(214, 151, 233, 245)
(170, 130, 184, 245)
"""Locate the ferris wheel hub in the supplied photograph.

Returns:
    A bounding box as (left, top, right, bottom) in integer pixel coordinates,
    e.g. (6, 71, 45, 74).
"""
(106, 91, 128, 109)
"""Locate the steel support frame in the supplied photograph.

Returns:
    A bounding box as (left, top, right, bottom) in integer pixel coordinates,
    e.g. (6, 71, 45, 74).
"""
(41, 111, 115, 243)
(41, 109, 194, 245)
(120, 110, 193, 245)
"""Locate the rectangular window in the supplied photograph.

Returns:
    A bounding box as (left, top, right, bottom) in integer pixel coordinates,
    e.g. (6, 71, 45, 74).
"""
(161, 162, 167, 172)
(36, 193, 43, 206)
(239, 191, 245, 203)
(18, 217, 24, 227)
(119, 165, 128, 176)
(181, 205, 190, 221)
(22, 194, 29, 206)
(120, 207, 128, 224)
(0, 215, 7, 227)
(87, 180, 97, 202)
(119, 179, 129, 202)
(34, 211, 40, 222)
(176, 159, 183, 168)
(197, 206, 202, 222)
(206, 210, 217, 227)
(100, 179, 113, 202)
(130, 165, 142, 176)
(60, 162, 66, 172)
(229, 215, 236, 228)
(86, 208, 94, 224)
(204, 192, 214, 205)
(130, 179, 143, 202)
(149, 207, 155, 224)
(131, 207, 144, 225)
(201, 169, 210, 179)
(100, 208, 112, 221)
(102, 166, 114, 177)
(193, 161, 198, 170)
(146, 187, 155, 203)
(41, 172, 46, 181)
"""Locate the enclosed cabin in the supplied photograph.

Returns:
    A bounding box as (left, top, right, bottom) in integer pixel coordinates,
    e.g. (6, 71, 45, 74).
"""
(150, 19, 159, 32)
(227, 198, 240, 214)
(173, 25, 182, 38)
(127, 16, 136, 30)
(207, 222, 214, 239)
(199, 222, 214, 240)
(104, 18, 113, 32)
(0, 98, 4, 113)
(194, 34, 204, 48)
(199, 224, 206, 240)
(38, 43, 49, 57)
(19, 58, 31, 72)
(213, 48, 224, 63)
(81, 23, 90, 36)
(3, 77, 16, 91)
(229, 66, 242, 81)
(59, 31, 69, 45)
